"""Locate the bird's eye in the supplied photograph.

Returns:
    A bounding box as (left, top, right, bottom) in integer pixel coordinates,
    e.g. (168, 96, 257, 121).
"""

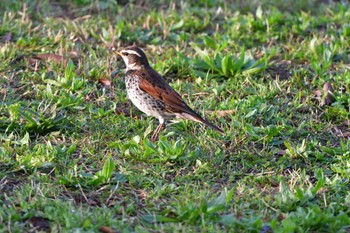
(122, 52, 129, 56)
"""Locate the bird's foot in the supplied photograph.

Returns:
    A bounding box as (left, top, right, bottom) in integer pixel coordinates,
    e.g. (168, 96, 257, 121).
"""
(150, 123, 165, 142)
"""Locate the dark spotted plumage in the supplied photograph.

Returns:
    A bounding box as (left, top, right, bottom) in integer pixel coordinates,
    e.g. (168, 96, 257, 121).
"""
(117, 45, 224, 141)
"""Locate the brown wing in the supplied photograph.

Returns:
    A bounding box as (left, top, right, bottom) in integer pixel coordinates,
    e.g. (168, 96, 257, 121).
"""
(138, 67, 194, 114)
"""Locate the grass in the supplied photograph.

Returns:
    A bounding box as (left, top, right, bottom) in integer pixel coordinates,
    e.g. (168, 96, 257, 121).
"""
(1, 0, 349, 232)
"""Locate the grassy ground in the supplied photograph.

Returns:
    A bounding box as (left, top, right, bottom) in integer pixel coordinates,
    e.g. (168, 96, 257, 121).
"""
(1, 0, 349, 232)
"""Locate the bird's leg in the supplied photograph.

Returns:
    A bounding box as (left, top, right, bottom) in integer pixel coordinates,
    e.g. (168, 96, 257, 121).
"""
(151, 123, 165, 142)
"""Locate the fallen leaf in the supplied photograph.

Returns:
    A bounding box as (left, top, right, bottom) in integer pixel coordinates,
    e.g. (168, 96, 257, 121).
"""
(313, 82, 336, 106)
(34, 53, 68, 64)
(313, 89, 322, 98)
(323, 82, 336, 105)
(28, 216, 51, 233)
(99, 226, 120, 233)
(99, 78, 112, 88)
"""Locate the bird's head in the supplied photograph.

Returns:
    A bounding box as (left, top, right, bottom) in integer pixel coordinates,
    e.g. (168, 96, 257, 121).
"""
(116, 46, 149, 71)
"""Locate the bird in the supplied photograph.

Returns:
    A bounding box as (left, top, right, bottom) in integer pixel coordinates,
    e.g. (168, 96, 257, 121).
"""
(116, 45, 224, 141)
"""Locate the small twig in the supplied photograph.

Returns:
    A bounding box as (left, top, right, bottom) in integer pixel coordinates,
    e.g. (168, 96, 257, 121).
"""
(261, 199, 279, 213)
(252, 171, 275, 176)
(106, 182, 119, 205)
(77, 183, 90, 205)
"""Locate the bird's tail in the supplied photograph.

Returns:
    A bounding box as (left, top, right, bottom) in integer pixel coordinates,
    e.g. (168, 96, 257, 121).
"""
(180, 112, 225, 135)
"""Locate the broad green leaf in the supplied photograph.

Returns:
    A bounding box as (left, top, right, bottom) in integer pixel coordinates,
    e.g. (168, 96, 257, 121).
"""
(221, 55, 230, 77)
(207, 190, 226, 214)
(245, 109, 257, 118)
(171, 19, 184, 31)
(219, 214, 240, 226)
(204, 36, 216, 49)
(142, 214, 179, 223)
(312, 178, 325, 196)
(256, 6, 263, 19)
(226, 188, 235, 204)
(95, 157, 114, 183)
(20, 132, 30, 145)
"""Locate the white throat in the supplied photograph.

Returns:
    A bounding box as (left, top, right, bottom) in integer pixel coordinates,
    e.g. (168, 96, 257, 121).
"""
(120, 56, 142, 71)
(126, 62, 142, 71)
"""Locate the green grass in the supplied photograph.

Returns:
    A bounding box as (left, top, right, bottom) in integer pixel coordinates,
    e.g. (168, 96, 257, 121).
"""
(1, 0, 350, 232)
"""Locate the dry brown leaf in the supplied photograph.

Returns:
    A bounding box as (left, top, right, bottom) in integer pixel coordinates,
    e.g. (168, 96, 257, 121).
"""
(313, 89, 322, 98)
(323, 82, 336, 105)
(99, 226, 120, 233)
(313, 82, 336, 106)
(98, 78, 112, 88)
(34, 53, 68, 64)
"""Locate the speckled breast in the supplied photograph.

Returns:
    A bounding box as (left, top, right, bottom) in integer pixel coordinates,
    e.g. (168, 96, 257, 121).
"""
(125, 74, 166, 118)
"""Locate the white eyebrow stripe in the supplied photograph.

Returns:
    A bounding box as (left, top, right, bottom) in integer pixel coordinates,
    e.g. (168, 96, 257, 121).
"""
(122, 50, 141, 57)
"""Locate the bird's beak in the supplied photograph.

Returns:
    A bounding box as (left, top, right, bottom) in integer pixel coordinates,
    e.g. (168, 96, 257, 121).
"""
(111, 47, 122, 56)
